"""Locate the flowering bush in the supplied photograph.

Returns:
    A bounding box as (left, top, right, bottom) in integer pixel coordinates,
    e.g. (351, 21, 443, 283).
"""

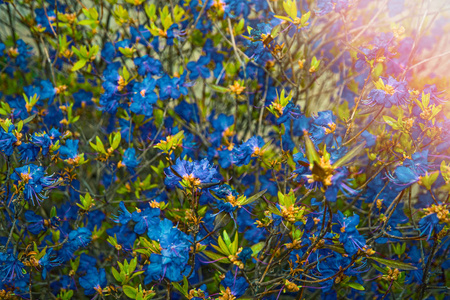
(0, 0, 450, 299)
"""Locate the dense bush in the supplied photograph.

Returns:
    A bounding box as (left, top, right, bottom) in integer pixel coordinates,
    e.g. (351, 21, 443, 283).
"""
(0, 0, 449, 299)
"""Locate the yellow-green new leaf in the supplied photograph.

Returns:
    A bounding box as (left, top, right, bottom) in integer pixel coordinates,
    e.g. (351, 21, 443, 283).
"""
(332, 141, 365, 168)
(238, 189, 267, 206)
(368, 257, 417, 270)
(202, 250, 231, 263)
(282, 0, 297, 20)
(232, 232, 239, 254)
(71, 59, 87, 72)
(348, 282, 365, 291)
(304, 134, 319, 165)
(218, 236, 231, 256)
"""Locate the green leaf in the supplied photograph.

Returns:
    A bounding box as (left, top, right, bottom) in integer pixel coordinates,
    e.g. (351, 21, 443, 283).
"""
(419, 171, 439, 190)
(235, 18, 245, 33)
(50, 207, 57, 218)
(122, 66, 130, 82)
(238, 189, 267, 206)
(123, 285, 137, 298)
(16, 120, 23, 133)
(270, 25, 282, 38)
(222, 231, 232, 248)
(371, 263, 387, 273)
(332, 141, 365, 168)
(22, 114, 36, 125)
(202, 250, 231, 263)
(283, 0, 297, 20)
(172, 282, 188, 297)
(130, 271, 144, 279)
(217, 236, 231, 255)
(209, 84, 229, 93)
(300, 11, 311, 25)
(78, 19, 97, 26)
(368, 257, 417, 270)
(266, 202, 282, 216)
(274, 15, 292, 22)
(304, 134, 320, 165)
(96, 136, 106, 154)
(347, 282, 365, 291)
(111, 267, 122, 282)
(183, 276, 189, 290)
(323, 244, 346, 254)
(250, 242, 265, 256)
(231, 232, 239, 255)
(72, 59, 87, 72)
(89, 7, 99, 20)
(213, 211, 231, 231)
(382, 115, 399, 129)
(129, 258, 137, 273)
(112, 132, 121, 149)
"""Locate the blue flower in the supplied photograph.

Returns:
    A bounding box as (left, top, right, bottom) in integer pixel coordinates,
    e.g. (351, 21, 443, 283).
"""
(277, 101, 302, 124)
(79, 267, 107, 295)
(59, 139, 79, 160)
(0, 125, 17, 156)
(0, 251, 25, 283)
(131, 76, 158, 117)
(157, 74, 190, 100)
(30, 132, 53, 156)
(118, 148, 141, 173)
(39, 80, 57, 103)
(11, 164, 55, 205)
(25, 210, 46, 234)
(221, 271, 249, 298)
(68, 227, 92, 250)
(187, 55, 211, 80)
(131, 207, 160, 235)
(25, 210, 58, 235)
(419, 213, 443, 240)
(333, 211, 366, 255)
(100, 62, 124, 112)
(112, 201, 132, 224)
(17, 142, 40, 162)
(206, 184, 240, 215)
(134, 55, 164, 76)
(387, 165, 421, 186)
(175, 100, 200, 123)
(364, 76, 409, 108)
(144, 219, 191, 282)
(238, 247, 253, 264)
(309, 110, 336, 144)
(316, 0, 349, 15)
(130, 25, 152, 45)
(361, 130, 376, 147)
(73, 89, 94, 109)
(164, 158, 220, 188)
(106, 225, 137, 251)
(210, 113, 234, 147)
(39, 248, 62, 279)
(388, 0, 404, 17)
(232, 136, 265, 166)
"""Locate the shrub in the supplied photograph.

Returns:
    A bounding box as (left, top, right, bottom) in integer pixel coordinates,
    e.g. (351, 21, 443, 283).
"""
(0, 0, 449, 299)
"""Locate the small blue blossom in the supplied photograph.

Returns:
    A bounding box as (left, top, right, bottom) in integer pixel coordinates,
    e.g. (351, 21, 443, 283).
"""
(11, 164, 55, 205)
(419, 213, 443, 240)
(79, 267, 107, 295)
(232, 136, 265, 166)
(164, 158, 220, 188)
(364, 76, 409, 108)
(187, 55, 211, 80)
(118, 148, 141, 173)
